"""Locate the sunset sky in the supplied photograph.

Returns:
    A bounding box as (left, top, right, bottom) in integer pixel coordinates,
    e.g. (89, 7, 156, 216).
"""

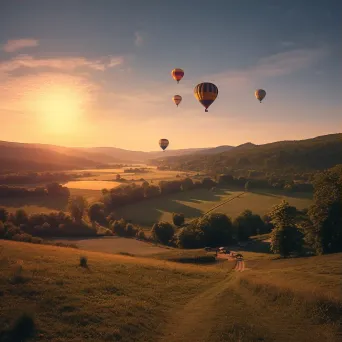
(0, 0, 341, 151)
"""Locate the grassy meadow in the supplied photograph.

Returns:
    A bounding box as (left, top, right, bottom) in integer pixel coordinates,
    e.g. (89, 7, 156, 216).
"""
(114, 188, 312, 227)
(0, 240, 341, 341)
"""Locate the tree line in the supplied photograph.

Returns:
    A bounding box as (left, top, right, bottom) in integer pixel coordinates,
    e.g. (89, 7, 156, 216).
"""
(0, 182, 70, 198)
(0, 171, 93, 185)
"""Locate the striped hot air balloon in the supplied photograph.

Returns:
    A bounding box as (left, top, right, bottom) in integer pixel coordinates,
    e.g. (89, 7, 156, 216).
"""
(194, 82, 218, 112)
(172, 95, 182, 107)
(159, 139, 169, 151)
(171, 68, 184, 83)
(255, 89, 266, 103)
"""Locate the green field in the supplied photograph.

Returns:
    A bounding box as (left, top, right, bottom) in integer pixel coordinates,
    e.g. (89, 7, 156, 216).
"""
(0, 240, 340, 341)
(0, 167, 313, 228)
(115, 188, 313, 226)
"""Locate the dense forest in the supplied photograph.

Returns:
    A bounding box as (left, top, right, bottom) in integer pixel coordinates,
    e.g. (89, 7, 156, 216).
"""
(155, 134, 342, 175)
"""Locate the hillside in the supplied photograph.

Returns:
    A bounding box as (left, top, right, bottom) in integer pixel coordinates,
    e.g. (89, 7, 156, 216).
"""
(0, 141, 234, 171)
(0, 241, 340, 341)
(157, 133, 342, 173)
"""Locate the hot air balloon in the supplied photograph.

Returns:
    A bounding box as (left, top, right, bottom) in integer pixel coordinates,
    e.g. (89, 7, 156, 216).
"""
(171, 68, 184, 83)
(159, 139, 169, 151)
(194, 82, 218, 112)
(255, 89, 266, 103)
(172, 95, 182, 107)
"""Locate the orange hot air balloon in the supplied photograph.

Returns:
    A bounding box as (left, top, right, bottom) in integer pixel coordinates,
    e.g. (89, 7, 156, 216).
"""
(172, 95, 182, 107)
(255, 89, 266, 103)
(171, 68, 184, 83)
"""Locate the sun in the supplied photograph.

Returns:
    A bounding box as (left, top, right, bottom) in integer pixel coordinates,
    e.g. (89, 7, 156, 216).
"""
(33, 86, 85, 134)
(23, 75, 93, 136)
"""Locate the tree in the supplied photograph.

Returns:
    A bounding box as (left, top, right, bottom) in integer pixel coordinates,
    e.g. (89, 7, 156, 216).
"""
(125, 223, 137, 237)
(233, 210, 265, 240)
(67, 196, 88, 222)
(176, 226, 204, 249)
(111, 219, 126, 236)
(181, 178, 194, 191)
(196, 213, 233, 247)
(172, 213, 185, 227)
(88, 202, 105, 223)
(0, 207, 9, 222)
(151, 222, 175, 245)
(14, 209, 28, 226)
(306, 166, 342, 254)
(116, 174, 121, 181)
(269, 201, 303, 257)
(144, 185, 160, 198)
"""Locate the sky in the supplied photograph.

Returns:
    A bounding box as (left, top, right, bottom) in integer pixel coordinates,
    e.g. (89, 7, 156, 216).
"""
(0, 0, 341, 151)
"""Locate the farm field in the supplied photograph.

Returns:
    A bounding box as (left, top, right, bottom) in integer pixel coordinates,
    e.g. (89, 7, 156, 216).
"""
(0, 240, 340, 341)
(51, 236, 169, 255)
(0, 167, 197, 214)
(114, 188, 313, 227)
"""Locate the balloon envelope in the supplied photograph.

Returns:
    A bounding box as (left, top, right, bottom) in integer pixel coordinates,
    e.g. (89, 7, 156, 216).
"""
(159, 139, 169, 151)
(172, 95, 182, 106)
(194, 82, 218, 112)
(255, 89, 266, 102)
(171, 68, 184, 83)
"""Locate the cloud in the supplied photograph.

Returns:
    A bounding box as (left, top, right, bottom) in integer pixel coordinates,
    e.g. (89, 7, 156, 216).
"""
(0, 54, 124, 73)
(3, 39, 39, 52)
(212, 47, 329, 87)
(0, 72, 98, 114)
(134, 32, 144, 47)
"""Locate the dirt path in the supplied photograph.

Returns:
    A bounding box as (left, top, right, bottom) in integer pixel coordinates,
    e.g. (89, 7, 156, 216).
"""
(159, 276, 234, 342)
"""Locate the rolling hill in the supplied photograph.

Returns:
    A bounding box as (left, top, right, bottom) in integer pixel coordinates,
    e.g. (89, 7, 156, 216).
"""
(0, 133, 340, 173)
(0, 141, 234, 172)
(156, 133, 342, 173)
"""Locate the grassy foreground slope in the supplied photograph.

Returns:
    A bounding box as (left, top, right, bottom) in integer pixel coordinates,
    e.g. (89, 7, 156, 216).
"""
(0, 240, 223, 342)
(1, 241, 341, 342)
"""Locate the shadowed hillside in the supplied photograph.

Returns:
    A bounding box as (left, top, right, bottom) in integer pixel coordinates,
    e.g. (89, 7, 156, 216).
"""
(156, 133, 342, 173)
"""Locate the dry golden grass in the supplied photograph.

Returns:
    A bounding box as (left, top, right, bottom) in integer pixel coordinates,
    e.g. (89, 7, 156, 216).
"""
(0, 241, 341, 341)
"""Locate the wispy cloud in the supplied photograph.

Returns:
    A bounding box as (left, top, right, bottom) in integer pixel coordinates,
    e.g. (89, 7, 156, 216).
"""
(0, 54, 124, 73)
(134, 31, 144, 47)
(3, 39, 39, 52)
(212, 47, 329, 87)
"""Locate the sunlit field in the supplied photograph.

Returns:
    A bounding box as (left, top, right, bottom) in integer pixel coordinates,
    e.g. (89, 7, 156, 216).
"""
(64, 180, 121, 190)
(51, 236, 169, 255)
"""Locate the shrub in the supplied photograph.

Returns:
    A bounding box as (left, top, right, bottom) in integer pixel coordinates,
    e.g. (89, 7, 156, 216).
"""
(12, 233, 33, 243)
(136, 229, 146, 240)
(151, 222, 175, 245)
(111, 219, 126, 236)
(8, 313, 35, 341)
(31, 237, 43, 244)
(125, 223, 137, 237)
(172, 213, 185, 227)
(79, 256, 88, 268)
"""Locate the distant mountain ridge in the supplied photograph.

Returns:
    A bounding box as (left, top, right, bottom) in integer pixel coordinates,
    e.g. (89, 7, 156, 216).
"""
(0, 133, 340, 172)
(0, 140, 234, 172)
(155, 133, 342, 173)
